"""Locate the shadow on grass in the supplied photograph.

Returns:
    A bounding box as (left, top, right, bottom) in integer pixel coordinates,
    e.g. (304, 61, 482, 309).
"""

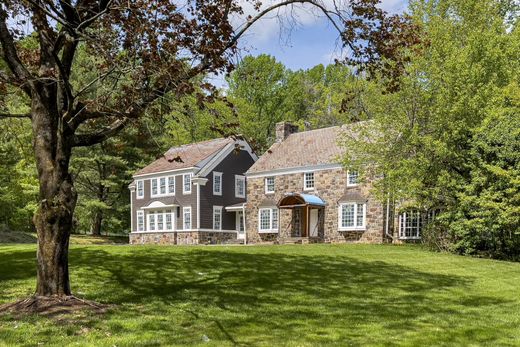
(72, 246, 509, 343)
(0, 245, 513, 345)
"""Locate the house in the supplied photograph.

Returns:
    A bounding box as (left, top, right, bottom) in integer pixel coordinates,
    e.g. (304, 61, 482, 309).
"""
(129, 137, 257, 245)
(244, 121, 423, 244)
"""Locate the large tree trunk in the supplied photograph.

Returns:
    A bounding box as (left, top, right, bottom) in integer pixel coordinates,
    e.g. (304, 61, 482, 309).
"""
(31, 86, 77, 297)
(90, 210, 103, 236)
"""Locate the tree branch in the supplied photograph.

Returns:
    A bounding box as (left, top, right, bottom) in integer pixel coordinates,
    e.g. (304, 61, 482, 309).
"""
(72, 118, 130, 147)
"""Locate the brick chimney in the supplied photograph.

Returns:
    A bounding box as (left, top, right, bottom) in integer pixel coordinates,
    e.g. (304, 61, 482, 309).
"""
(275, 121, 299, 142)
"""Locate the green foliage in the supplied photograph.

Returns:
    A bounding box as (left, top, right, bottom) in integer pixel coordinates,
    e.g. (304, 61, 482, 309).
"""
(341, 0, 520, 259)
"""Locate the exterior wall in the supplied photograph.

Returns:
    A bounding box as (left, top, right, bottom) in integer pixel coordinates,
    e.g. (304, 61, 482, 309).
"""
(129, 231, 237, 245)
(199, 149, 254, 230)
(246, 168, 386, 244)
(131, 170, 197, 232)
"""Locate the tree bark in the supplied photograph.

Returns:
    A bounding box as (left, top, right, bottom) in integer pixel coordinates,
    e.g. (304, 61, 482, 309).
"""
(90, 210, 103, 236)
(31, 84, 76, 297)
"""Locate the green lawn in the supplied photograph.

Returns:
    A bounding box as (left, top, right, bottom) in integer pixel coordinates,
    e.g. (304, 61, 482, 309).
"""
(0, 244, 519, 346)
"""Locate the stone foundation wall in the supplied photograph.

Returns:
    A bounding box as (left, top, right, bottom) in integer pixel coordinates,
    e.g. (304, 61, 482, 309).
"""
(130, 231, 237, 245)
(246, 168, 386, 244)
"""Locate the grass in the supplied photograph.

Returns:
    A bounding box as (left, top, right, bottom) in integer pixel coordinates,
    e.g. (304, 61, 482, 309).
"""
(0, 231, 128, 245)
(0, 244, 519, 346)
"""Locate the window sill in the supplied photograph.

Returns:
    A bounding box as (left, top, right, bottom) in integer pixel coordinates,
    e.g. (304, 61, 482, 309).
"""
(339, 227, 366, 232)
(399, 236, 421, 240)
(150, 193, 176, 198)
(265, 191, 275, 195)
(258, 230, 279, 234)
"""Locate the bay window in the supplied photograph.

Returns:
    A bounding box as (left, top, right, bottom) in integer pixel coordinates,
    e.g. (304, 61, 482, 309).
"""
(339, 203, 366, 230)
(258, 208, 279, 232)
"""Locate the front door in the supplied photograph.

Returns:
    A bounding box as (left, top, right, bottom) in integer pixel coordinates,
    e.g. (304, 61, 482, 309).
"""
(309, 209, 319, 237)
(236, 211, 245, 239)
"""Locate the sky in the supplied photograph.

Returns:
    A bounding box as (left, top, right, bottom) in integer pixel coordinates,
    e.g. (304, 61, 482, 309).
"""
(210, 0, 408, 87)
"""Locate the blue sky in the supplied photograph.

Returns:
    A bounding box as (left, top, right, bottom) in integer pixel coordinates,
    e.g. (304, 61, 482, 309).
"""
(211, 0, 407, 87)
(238, 0, 406, 70)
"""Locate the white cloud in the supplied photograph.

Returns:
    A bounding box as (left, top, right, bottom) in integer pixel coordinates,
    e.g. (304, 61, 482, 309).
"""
(232, 0, 407, 45)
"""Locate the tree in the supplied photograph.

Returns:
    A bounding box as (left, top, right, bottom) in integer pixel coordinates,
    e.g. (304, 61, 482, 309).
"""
(0, 0, 416, 304)
(340, 0, 519, 258)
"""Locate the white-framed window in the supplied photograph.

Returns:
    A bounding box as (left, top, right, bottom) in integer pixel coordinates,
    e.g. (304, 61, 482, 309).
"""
(265, 177, 275, 194)
(137, 210, 144, 231)
(258, 208, 279, 233)
(347, 170, 359, 186)
(183, 173, 192, 194)
(145, 210, 175, 231)
(168, 176, 175, 195)
(151, 179, 158, 196)
(213, 172, 223, 196)
(136, 180, 144, 199)
(304, 172, 315, 190)
(213, 206, 222, 230)
(338, 203, 366, 230)
(150, 176, 175, 197)
(148, 212, 156, 231)
(235, 175, 245, 198)
(183, 206, 192, 229)
(399, 210, 421, 239)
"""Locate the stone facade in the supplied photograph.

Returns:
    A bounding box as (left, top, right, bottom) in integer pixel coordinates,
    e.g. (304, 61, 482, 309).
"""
(130, 231, 238, 245)
(246, 168, 387, 244)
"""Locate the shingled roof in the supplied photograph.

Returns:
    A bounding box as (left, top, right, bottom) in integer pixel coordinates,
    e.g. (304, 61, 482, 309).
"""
(134, 137, 234, 176)
(247, 125, 346, 174)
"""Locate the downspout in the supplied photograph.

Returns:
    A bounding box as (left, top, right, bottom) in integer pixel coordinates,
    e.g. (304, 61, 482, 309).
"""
(242, 203, 247, 245)
(385, 196, 393, 240)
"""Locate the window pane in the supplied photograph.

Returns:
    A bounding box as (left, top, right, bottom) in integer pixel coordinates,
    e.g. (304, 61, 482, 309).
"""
(305, 172, 314, 189)
(151, 179, 158, 195)
(356, 204, 364, 227)
(184, 174, 191, 193)
(137, 181, 144, 197)
(160, 177, 166, 194)
(168, 177, 175, 194)
(137, 212, 144, 231)
(348, 171, 359, 185)
(260, 209, 270, 230)
(184, 208, 191, 229)
(149, 212, 156, 231)
(157, 213, 164, 230)
(272, 209, 279, 229)
(266, 177, 275, 192)
(166, 212, 172, 230)
(213, 208, 221, 230)
(342, 204, 354, 228)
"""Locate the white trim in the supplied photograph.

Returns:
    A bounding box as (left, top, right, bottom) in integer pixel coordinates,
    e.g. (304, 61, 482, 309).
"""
(142, 201, 178, 210)
(130, 190, 134, 231)
(213, 172, 223, 196)
(225, 203, 246, 211)
(213, 206, 223, 231)
(146, 209, 176, 232)
(136, 210, 144, 232)
(338, 202, 366, 231)
(235, 175, 246, 198)
(183, 173, 192, 195)
(303, 171, 315, 191)
(247, 163, 343, 179)
(133, 167, 197, 179)
(398, 211, 422, 239)
(196, 182, 201, 229)
(131, 229, 238, 234)
(264, 176, 275, 194)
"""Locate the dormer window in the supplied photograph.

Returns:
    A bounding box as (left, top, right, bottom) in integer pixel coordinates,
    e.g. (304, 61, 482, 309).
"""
(304, 172, 315, 190)
(265, 177, 275, 194)
(213, 172, 223, 196)
(347, 170, 359, 186)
